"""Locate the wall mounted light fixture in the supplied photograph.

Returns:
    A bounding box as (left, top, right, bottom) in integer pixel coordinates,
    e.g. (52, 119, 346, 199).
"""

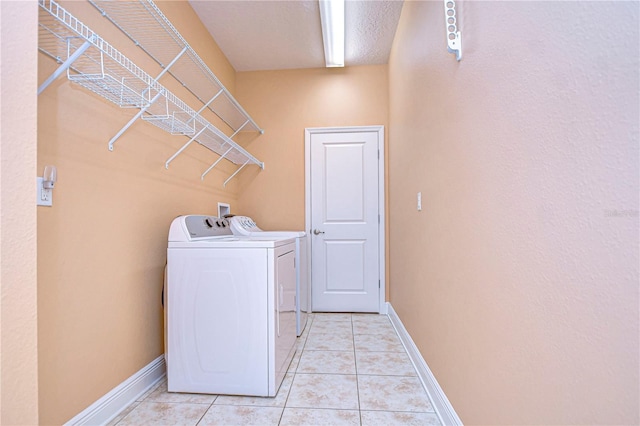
(43, 165, 57, 189)
(319, 0, 345, 67)
(445, 0, 462, 61)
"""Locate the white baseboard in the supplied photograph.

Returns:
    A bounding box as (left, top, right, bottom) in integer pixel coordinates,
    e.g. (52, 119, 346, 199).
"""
(387, 303, 463, 426)
(65, 355, 166, 426)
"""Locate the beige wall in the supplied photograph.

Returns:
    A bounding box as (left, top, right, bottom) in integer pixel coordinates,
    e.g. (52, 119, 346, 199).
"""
(1, 1, 39, 424)
(234, 66, 389, 297)
(37, 1, 243, 423)
(26, 0, 640, 424)
(388, 1, 639, 424)
(234, 66, 388, 229)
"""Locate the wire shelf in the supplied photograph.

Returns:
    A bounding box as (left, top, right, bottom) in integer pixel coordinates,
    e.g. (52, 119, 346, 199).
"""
(38, 0, 264, 179)
(66, 42, 158, 108)
(39, 1, 160, 108)
(191, 118, 258, 165)
(142, 110, 195, 136)
(90, 0, 263, 135)
(71, 73, 148, 108)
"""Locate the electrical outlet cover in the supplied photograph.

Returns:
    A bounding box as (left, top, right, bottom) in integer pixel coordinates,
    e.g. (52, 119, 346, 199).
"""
(37, 177, 53, 207)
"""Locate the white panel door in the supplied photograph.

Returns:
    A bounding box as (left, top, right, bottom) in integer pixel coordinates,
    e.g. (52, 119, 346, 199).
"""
(310, 129, 380, 312)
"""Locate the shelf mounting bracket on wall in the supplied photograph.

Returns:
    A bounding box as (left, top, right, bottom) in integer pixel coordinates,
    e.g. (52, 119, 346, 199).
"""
(108, 90, 164, 151)
(445, 0, 462, 61)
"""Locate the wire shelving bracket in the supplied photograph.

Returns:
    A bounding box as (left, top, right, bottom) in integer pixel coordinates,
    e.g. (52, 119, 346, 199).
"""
(37, 0, 264, 186)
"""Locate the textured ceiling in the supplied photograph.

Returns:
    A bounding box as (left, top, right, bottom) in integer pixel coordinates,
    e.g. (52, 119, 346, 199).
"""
(189, 0, 404, 72)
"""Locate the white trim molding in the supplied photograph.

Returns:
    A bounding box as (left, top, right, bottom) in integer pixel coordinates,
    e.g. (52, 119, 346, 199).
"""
(305, 125, 386, 314)
(65, 355, 166, 426)
(387, 303, 463, 426)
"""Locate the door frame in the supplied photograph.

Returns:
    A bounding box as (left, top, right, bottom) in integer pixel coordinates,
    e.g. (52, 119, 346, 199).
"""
(304, 126, 386, 314)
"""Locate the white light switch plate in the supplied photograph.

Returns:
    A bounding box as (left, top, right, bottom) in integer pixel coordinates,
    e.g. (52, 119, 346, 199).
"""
(37, 177, 53, 207)
(417, 192, 422, 211)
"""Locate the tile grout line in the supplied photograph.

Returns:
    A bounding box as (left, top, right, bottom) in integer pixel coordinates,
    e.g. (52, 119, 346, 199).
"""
(277, 314, 313, 424)
(351, 314, 364, 426)
(193, 394, 217, 426)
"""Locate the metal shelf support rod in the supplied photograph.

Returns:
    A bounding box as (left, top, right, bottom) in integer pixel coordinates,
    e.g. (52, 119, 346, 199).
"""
(142, 46, 187, 99)
(108, 90, 164, 151)
(186, 89, 224, 125)
(37, 39, 92, 95)
(165, 126, 208, 169)
(229, 120, 250, 139)
(223, 159, 250, 187)
(154, 46, 187, 82)
(198, 90, 224, 114)
(201, 146, 234, 180)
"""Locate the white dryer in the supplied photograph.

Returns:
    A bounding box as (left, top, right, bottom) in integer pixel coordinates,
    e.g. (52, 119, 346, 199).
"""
(228, 215, 310, 336)
(166, 215, 297, 396)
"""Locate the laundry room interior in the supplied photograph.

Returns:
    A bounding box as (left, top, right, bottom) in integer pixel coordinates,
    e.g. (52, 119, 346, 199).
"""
(1, 0, 638, 425)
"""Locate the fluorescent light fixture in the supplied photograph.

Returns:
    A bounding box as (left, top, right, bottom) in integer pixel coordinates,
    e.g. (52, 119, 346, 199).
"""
(319, 0, 345, 67)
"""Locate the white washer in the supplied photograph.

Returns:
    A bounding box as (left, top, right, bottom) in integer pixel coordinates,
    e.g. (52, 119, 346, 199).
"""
(228, 216, 310, 336)
(166, 215, 297, 396)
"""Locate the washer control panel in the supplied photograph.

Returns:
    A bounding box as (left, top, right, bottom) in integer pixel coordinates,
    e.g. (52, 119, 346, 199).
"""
(228, 216, 262, 236)
(184, 215, 232, 239)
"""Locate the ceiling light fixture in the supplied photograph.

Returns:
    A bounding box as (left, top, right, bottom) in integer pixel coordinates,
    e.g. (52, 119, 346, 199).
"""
(319, 0, 345, 67)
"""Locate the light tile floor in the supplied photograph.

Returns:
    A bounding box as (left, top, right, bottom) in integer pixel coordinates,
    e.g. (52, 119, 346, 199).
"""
(109, 314, 441, 425)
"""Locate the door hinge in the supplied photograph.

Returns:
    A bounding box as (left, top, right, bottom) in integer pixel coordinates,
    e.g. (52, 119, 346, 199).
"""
(378, 214, 380, 224)
(377, 149, 380, 159)
(378, 279, 381, 288)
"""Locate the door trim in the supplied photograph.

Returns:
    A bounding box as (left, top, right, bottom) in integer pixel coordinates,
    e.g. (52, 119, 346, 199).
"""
(305, 126, 386, 314)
